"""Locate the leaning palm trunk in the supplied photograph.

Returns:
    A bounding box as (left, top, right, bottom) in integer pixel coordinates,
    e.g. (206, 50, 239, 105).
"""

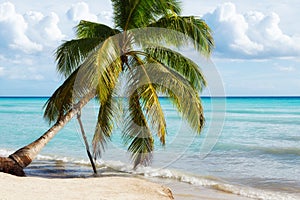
(0, 91, 95, 176)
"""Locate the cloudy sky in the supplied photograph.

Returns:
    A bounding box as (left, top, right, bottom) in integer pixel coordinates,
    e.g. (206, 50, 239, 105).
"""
(0, 0, 299, 96)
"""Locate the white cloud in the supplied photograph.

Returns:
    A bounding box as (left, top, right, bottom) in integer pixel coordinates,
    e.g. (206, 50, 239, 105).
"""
(43, 12, 65, 41)
(25, 11, 43, 22)
(99, 11, 112, 21)
(0, 67, 4, 76)
(203, 2, 300, 59)
(0, 2, 65, 54)
(97, 11, 113, 26)
(0, 2, 42, 52)
(0, 2, 42, 53)
(24, 11, 65, 46)
(67, 2, 98, 22)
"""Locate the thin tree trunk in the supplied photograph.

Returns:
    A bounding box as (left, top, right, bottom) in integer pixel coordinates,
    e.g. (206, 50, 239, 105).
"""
(77, 111, 98, 174)
(0, 91, 95, 176)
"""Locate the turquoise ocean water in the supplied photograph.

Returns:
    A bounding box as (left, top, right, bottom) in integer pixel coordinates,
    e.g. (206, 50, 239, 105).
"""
(0, 97, 300, 199)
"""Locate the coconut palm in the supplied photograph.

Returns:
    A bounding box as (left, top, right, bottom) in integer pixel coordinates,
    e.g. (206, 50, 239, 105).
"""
(0, 0, 214, 176)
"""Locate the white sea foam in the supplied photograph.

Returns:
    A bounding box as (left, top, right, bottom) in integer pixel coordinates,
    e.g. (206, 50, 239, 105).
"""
(36, 154, 97, 167)
(0, 148, 13, 157)
(100, 160, 300, 200)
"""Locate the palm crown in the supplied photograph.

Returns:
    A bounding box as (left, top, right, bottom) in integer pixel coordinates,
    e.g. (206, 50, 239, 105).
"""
(44, 0, 214, 168)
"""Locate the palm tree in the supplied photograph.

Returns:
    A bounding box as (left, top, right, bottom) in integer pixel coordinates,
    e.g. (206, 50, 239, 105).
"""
(0, 0, 214, 176)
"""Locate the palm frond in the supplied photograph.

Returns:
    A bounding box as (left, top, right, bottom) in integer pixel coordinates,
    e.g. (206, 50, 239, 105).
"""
(122, 91, 154, 168)
(56, 21, 120, 77)
(75, 20, 120, 39)
(92, 56, 123, 159)
(46, 36, 123, 123)
(43, 68, 79, 123)
(111, 0, 181, 30)
(145, 46, 206, 91)
(92, 92, 115, 158)
(56, 38, 103, 77)
(137, 56, 205, 133)
(127, 53, 167, 145)
(75, 35, 123, 104)
(134, 15, 214, 56)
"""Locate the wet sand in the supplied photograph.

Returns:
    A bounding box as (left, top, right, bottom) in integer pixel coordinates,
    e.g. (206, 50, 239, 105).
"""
(150, 177, 253, 200)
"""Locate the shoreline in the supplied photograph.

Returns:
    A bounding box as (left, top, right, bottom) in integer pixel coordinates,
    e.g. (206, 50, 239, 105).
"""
(1, 154, 299, 200)
(149, 177, 253, 200)
(2, 172, 299, 200)
(1, 158, 299, 200)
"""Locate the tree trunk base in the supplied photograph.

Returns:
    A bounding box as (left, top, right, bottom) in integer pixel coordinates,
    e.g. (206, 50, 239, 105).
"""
(0, 157, 25, 177)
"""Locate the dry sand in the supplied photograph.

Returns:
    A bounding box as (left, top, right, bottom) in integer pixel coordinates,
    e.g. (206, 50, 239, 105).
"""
(0, 173, 173, 200)
(0, 172, 254, 200)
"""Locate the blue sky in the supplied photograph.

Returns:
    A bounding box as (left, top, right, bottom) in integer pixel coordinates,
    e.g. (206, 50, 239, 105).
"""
(0, 0, 299, 96)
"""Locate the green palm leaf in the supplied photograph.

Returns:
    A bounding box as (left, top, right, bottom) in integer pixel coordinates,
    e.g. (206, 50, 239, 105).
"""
(56, 21, 120, 77)
(149, 15, 214, 55)
(122, 91, 154, 168)
(92, 92, 115, 158)
(92, 52, 123, 158)
(134, 15, 214, 55)
(43, 67, 89, 123)
(145, 46, 206, 91)
(112, 0, 181, 30)
(74, 36, 123, 103)
(127, 54, 167, 145)
(46, 36, 123, 123)
(75, 20, 120, 39)
(56, 38, 103, 77)
(142, 57, 205, 133)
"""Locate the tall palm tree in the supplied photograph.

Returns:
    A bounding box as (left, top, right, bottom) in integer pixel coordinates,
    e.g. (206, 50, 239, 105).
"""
(0, 0, 214, 176)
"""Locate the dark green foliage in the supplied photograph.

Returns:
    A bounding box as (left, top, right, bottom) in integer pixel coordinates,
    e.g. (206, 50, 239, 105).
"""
(112, 0, 181, 29)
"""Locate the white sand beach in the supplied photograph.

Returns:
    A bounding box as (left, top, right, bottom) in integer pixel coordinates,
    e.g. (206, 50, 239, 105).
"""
(0, 172, 255, 200)
(0, 173, 173, 200)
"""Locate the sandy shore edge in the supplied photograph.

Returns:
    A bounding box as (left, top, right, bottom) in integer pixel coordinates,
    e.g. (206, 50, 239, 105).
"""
(0, 172, 173, 200)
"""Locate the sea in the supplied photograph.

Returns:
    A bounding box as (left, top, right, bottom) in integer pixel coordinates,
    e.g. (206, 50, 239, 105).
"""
(0, 97, 300, 200)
